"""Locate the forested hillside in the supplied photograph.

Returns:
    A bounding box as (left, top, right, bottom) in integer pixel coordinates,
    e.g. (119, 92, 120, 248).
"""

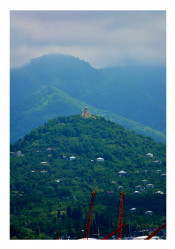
(10, 54, 166, 143)
(10, 115, 166, 239)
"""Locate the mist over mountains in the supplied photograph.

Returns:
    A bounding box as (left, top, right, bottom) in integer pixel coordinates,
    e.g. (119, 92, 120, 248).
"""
(10, 54, 166, 143)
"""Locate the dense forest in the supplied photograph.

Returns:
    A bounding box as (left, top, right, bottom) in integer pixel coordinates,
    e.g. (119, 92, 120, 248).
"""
(10, 115, 166, 239)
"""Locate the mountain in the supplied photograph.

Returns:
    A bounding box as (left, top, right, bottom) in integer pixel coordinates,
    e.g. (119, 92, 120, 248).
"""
(10, 54, 166, 143)
(10, 115, 166, 239)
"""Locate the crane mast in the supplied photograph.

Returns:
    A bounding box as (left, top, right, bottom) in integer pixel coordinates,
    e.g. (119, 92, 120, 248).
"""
(84, 190, 96, 240)
(117, 190, 125, 240)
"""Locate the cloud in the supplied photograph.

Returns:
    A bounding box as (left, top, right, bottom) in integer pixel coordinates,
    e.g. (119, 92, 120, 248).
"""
(10, 11, 166, 68)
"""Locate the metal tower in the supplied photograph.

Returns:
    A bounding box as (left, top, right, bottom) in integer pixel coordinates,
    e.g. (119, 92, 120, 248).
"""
(117, 190, 125, 240)
(84, 190, 96, 240)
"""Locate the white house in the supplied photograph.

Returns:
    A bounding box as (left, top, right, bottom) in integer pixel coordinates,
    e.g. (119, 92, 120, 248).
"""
(155, 191, 164, 195)
(97, 157, 104, 162)
(145, 211, 153, 215)
(130, 208, 136, 213)
(153, 160, 160, 164)
(46, 148, 52, 151)
(55, 179, 61, 183)
(134, 191, 140, 195)
(142, 179, 148, 184)
(118, 170, 127, 176)
(146, 153, 153, 157)
(118, 186, 123, 190)
(156, 170, 162, 174)
(69, 156, 76, 161)
(17, 151, 22, 156)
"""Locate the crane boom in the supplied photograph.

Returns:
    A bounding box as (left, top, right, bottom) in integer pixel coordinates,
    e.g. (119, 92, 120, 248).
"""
(145, 223, 166, 240)
(102, 223, 128, 240)
(84, 190, 96, 240)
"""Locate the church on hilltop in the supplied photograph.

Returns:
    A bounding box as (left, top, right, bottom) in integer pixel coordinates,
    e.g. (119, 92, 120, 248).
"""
(81, 107, 91, 117)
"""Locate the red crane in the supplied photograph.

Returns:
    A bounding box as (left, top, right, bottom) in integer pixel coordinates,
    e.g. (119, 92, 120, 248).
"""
(56, 230, 59, 240)
(84, 190, 96, 240)
(145, 223, 166, 240)
(117, 190, 125, 240)
(102, 223, 128, 240)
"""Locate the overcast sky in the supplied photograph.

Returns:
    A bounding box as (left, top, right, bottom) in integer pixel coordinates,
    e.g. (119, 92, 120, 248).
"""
(10, 11, 166, 68)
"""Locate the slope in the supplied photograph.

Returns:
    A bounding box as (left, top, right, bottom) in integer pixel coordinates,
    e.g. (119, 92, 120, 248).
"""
(10, 85, 166, 143)
(10, 115, 166, 239)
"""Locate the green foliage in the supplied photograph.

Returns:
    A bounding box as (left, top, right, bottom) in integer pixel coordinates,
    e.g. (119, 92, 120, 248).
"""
(10, 115, 166, 239)
(11, 54, 166, 143)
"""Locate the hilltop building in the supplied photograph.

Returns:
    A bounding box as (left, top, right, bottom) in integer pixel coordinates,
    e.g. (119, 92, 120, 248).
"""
(81, 106, 91, 117)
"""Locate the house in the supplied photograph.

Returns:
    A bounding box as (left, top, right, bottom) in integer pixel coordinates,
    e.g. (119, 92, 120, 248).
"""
(40, 161, 48, 164)
(112, 181, 117, 184)
(55, 179, 61, 183)
(161, 174, 166, 178)
(153, 160, 160, 164)
(146, 184, 154, 189)
(118, 186, 123, 190)
(97, 157, 104, 162)
(143, 170, 148, 174)
(69, 156, 76, 161)
(155, 191, 164, 195)
(156, 170, 162, 174)
(118, 170, 127, 176)
(134, 191, 140, 195)
(46, 148, 52, 151)
(40, 170, 47, 173)
(17, 151, 22, 156)
(130, 208, 136, 213)
(146, 153, 153, 157)
(142, 179, 148, 184)
(145, 211, 153, 215)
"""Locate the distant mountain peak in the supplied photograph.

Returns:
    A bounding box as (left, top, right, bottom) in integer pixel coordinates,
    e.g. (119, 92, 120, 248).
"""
(30, 53, 92, 67)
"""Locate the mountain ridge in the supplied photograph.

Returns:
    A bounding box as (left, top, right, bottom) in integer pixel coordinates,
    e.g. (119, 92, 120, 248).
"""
(10, 53, 166, 143)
